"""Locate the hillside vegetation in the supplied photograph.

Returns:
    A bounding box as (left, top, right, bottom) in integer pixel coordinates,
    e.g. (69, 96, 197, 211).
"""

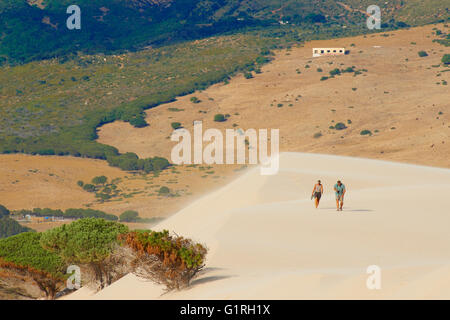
(1, 0, 448, 65)
(0, 32, 278, 170)
(0, 0, 448, 172)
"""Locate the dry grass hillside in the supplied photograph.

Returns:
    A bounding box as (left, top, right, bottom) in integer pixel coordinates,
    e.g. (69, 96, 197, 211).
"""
(0, 24, 448, 227)
(98, 24, 449, 168)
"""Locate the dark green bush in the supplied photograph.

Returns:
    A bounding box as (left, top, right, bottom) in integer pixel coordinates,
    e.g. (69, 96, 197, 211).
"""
(83, 184, 96, 192)
(418, 51, 428, 57)
(92, 176, 107, 185)
(171, 122, 182, 130)
(158, 186, 170, 195)
(329, 68, 341, 76)
(334, 122, 347, 130)
(0, 217, 33, 239)
(16, 208, 118, 221)
(40, 218, 128, 289)
(0, 232, 66, 299)
(214, 114, 226, 122)
(190, 97, 200, 104)
(0, 205, 10, 218)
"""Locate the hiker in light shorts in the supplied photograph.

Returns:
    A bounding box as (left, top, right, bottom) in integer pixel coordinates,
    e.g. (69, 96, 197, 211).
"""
(334, 180, 346, 211)
(311, 180, 323, 208)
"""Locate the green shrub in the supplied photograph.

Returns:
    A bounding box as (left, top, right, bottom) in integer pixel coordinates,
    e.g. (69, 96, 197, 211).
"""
(171, 122, 182, 130)
(418, 51, 428, 57)
(92, 176, 107, 185)
(190, 97, 200, 104)
(244, 72, 253, 79)
(0, 205, 10, 218)
(334, 123, 347, 130)
(119, 211, 139, 222)
(0, 232, 67, 299)
(96, 193, 112, 201)
(0, 217, 33, 239)
(119, 230, 207, 290)
(158, 186, 170, 195)
(40, 218, 128, 289)
(320, 76, 329, 81)
(313, 132, 322, 139)
(63, 209, 117, 221)
(83, 184, 96, 193)
(329, 68, 341, 76)
(214, 114, 226, 122)
(360, 130, 372, 136)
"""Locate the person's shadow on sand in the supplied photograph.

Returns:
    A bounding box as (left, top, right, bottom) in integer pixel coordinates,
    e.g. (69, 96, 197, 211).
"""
(319, 207, 373, 212)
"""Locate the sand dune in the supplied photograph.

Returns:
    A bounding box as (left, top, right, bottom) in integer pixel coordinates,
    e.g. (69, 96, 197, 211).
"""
(68, 153, 450, 299)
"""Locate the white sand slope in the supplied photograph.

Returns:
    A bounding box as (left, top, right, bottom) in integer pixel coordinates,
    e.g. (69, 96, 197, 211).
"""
(71, 153, 450, 299)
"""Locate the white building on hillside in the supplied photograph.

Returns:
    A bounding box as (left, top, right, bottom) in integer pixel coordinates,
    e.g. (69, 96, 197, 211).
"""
(313, 48, 346, 57)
